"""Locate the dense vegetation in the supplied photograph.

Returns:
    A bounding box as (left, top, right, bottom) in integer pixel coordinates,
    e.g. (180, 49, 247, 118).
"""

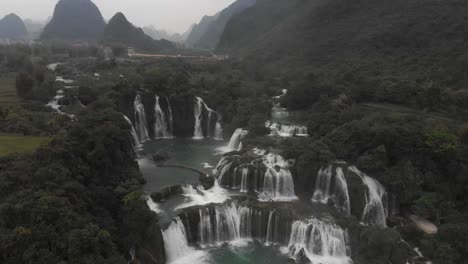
(1, 0, 468, 262)
(216, 0, 468, 262)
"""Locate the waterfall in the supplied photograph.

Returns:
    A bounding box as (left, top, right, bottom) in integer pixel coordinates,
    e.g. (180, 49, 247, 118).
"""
(266, 121, 308, 137)
(287, 219, 352, 264)
(166, 97, 174, 135)
(162, 217, 208, 263)
(226, 128, 248, 151)
(240, 168, 249, 193)
(265, 210, 275, 246)
(349, 166, 388, 227)
(175, 180, 229, 210)
(193, 97, 204, 139)
(214, 152, 296, 201)
(312, 166, 351, 216)
(259, 153, 297, 201)
(188, 202, 292, 248)
(154, 95, 172, 139)
(122, 114, 141, 148)
(134, 94, 149, 142)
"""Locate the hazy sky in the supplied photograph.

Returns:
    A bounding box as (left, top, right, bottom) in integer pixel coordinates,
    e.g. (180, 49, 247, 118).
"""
(0, 0, 236, 33)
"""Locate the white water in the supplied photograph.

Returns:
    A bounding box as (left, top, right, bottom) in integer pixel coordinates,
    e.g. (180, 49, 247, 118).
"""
(46, 90, 64, 112)
(175, 180, 229, 210)
(146, 196, 163, 214)
(312, 166, 351, 216)
(193, 97, 204, 139)
(123, 114, 141, 149)
(154, 95, 173, 139)
(162, 217, 209, 264)
(266, 121, 308, 137)
(134, 94, 149, 142)
(193, 96, 223, 139)
(197, 202, 254, 248)
(349, 166, 388, 227)
(240, 168, 249, 193)
(222, 128, 248, 152)
(213, 151, 297, 201)
(287, 219, 352, 264)
(259, 153, 297, 202)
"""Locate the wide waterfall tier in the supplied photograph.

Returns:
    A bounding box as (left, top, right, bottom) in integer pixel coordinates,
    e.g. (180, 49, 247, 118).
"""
(179, 202, 294, 248)
(266, 121, 308, 137)
(160, 200, 352, 264)
(214, 150, 297, 201)
(134, 94, 150, 142)
(311, 162, 388, 227)
(287, 219, 352, 264)
(126, 94, 223, 140)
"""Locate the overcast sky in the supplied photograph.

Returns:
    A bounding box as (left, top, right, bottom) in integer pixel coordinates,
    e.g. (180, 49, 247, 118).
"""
(0, 0, 236, 33)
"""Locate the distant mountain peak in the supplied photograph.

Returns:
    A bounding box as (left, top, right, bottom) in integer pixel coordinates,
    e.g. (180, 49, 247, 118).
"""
(41, 0, 106, 41)
(0, 13, 28, 39)
(185, 0, 256, 50)
(102, 12, 175, 53)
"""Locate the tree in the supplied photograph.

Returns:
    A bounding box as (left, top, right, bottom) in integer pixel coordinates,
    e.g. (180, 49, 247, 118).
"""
(16, 72, 34, 98)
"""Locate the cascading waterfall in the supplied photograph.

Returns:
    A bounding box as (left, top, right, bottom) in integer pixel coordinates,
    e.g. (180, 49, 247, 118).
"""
(349, 166, 388, 227)
(186, 202, 292, 248)
(312, 166, 351, 216)
(240, 168, 249, 193)
(226, 128, 248, 151)
(123, 114, 141, 149)
(175, 179, 229, 210)
(193, 97, 204, 139)
(260, 153, 297, 201)
(213, 151, 297, 201)
(162, 217, 207, 264)
(166, 202, 351, 264)
(193, 96, 223, 139)
(287, 219, 352, 264)
(134, 94, 149, 142)
(265, 121, 308, 137)
(154, 95, 173, 139)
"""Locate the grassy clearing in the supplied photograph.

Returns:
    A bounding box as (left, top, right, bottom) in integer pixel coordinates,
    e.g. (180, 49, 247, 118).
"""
(0, 134, 50, 157)
(0, 73, 20, 106)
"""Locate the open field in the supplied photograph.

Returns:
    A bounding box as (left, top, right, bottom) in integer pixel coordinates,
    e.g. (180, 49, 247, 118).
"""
(0, 73, 20, 106)
(0, 134, 50, 157)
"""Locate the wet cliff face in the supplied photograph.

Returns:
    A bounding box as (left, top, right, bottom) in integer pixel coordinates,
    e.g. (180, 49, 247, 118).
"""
(170, 95, 196, 137)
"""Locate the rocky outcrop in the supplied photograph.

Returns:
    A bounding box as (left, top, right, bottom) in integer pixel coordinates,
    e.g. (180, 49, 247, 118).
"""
(151, 185, 183, 202)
